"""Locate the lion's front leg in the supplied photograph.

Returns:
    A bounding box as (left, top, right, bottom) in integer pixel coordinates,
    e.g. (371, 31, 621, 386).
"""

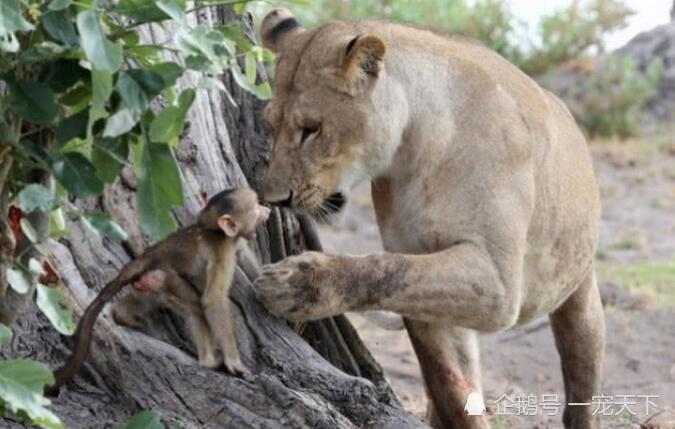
(254, 251, 411, 321)
(254, 242, 521, 333)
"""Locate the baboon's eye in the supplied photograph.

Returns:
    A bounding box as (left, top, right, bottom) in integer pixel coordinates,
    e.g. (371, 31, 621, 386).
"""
(300, 125, 320, 144)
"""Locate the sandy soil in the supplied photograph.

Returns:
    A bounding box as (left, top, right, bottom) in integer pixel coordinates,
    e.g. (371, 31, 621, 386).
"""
(317, 141, 675, 428)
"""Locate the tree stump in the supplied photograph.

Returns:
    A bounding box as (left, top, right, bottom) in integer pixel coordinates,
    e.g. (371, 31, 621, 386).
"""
(1, 6, 426, 429)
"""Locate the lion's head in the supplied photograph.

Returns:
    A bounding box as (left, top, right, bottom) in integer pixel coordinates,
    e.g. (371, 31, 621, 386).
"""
(259, 9, 406, 218)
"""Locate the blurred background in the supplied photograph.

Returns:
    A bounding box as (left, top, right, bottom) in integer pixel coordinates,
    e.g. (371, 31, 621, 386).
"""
(251, 1, 675, 427)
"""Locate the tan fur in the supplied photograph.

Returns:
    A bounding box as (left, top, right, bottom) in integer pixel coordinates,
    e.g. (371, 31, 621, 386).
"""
(255, 11, 603, 429)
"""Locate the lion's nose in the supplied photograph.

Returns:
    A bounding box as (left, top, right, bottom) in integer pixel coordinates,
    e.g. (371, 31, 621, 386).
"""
(262, 177, 293, 205)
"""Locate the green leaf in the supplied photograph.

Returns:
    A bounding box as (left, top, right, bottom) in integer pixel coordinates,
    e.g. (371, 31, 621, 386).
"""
(48, 0, 72, 11)
(0, 359, 53, 393)
(175, 24, 231, 64)
(89, 69, 113, 138)
(233, 2, 247, 14)
(149, 89, 194, 143)
(0, 323, 12, 346)
(51, 152, 104, 198)
(254, 82, 271, 99)
(19, 41, 66, 63)
(137, 139, 182, 240)
(81, 212, 127, 241)
(245, 52, 256, 85)
(76, 11, 122, 72)
(115, 0, 186, 24)
(197, 76, 225, 92)
(92, 137, 129, 182)
(56, 108, 89, 147)
(154, 0, 186, 27)
(117, 70, 165, 115)
(103, 108, 137, 138)
(216, 22, 252, 51)
(20, 218, 38, 243)
(0, 0, 35, 53)
(118, 410, 165, 429)
(0, 359, 63, 429)
(117, 72, 149, 116)
(231, 66, 271, 100)
(184, 55, 209, 71)
(126, 45, 163, 66)
(126, 69, 165, 98)
(42, 10, 78, 47)
(148, 62, 183, 87)
(18, 184, 56, 213)
(11, 81, 59, 124)
(59, 85, 90, 106)
(36, 284, 75, 336)
(50, 208, 68, 238)
(28, 258, 44, 276)
(6, 268, 30, 294)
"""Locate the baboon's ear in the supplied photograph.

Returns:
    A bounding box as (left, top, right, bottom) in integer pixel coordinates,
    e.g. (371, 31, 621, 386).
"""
(261, 8, 305, 53)
(340, 35, 386, 93)
(217, 214, 239, 238)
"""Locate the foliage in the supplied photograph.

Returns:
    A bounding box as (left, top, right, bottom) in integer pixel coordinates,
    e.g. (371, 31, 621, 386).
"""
(252, 0, 633, 76)
(0, 0, 274, 242)
(117, 410, 165, 429)
(36, 283, 76, 335)
(0, 0, 279, 427)
(0, 323, 12, 345)
(597, 258, 675, 306)
(0, 356, 64, 429)
(570, 56, 661, 138)
(520, 0, 633, 75)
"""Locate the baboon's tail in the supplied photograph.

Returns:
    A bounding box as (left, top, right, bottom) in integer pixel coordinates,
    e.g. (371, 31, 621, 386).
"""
(49, 258, 151, 392)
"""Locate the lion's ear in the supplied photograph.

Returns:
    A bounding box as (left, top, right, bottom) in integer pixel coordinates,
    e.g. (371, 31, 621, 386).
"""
(261, 8, 305, 53)
(340, 35, 386, 93)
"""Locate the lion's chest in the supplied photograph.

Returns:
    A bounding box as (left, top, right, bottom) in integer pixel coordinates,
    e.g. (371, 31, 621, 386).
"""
(371, 175, 596, 323)
(371, 176, 458, 254)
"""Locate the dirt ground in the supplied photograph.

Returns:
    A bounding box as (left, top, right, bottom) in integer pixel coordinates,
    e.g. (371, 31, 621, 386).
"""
(317, 139, 675, 428)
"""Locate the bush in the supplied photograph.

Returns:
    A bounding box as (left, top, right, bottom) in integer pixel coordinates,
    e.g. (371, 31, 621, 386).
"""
(252, 0, 633, 76)
(574, 55, 662, 138)
(521, 0, 633, 75)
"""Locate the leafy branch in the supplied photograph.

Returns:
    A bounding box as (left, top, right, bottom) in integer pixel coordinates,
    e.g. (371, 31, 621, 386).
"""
(0, 0, 279, 427)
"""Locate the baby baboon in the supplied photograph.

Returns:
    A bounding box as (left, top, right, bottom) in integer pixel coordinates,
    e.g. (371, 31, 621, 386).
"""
(52, 187, 270, 389)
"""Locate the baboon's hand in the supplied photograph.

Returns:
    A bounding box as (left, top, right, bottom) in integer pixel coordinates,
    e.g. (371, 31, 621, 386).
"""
(254, 251, 342, 321)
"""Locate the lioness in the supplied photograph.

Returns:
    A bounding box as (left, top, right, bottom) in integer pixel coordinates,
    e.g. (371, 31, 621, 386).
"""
(254, 9, 604, 429)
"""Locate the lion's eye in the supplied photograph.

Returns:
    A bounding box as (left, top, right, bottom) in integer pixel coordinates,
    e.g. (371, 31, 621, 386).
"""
(300, 125, 320, 144)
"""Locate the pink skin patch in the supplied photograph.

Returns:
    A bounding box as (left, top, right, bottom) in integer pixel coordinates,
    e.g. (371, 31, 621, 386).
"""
(134, 269, 166, 292)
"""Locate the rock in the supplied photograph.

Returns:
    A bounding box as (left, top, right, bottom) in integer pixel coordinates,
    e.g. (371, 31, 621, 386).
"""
(541, 22, 675, 133)
(598, 281, 655, 310)
(616, 23, 675, 129)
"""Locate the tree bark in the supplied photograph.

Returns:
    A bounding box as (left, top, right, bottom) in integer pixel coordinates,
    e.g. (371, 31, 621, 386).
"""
(1, 7, 426, 429)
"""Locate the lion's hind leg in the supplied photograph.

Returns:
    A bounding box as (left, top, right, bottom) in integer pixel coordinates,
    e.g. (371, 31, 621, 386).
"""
(549, 272, 605, 429)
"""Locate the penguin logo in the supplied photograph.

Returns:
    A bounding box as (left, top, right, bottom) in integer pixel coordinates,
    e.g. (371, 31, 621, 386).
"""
(464, 392, 486, 416)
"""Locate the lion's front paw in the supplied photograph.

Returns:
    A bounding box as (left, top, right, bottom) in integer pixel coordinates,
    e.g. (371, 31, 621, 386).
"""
(254, 251, 340, 321)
